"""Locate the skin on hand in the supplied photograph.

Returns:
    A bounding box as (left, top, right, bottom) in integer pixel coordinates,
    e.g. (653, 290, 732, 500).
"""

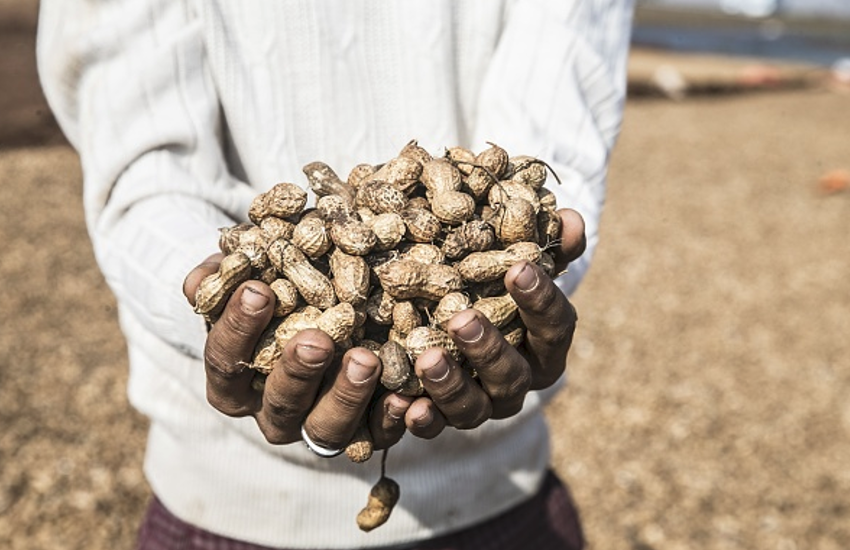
(183, 207, 583, 446)
(183, 258, 411, 451)
(403, 207, 582, 439)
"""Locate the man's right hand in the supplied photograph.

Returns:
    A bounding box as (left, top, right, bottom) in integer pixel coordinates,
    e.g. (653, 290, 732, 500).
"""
(183, 254, 412, 454)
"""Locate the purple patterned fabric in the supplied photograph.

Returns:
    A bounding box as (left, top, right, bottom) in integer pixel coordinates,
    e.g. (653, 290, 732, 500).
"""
(136, 470, 584, 550)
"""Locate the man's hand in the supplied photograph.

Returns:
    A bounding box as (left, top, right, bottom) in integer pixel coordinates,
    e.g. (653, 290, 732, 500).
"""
(397, 208, 584, 440)
(183, 207, 583, 449)
(183, 257, 408, 453)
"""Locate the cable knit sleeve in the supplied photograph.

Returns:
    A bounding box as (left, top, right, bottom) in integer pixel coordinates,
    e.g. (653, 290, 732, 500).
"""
(37, 0, 255, 359)
(473, 0, 634, 296)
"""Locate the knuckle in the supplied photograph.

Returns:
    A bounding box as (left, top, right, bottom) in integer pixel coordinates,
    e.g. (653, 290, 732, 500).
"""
(453, 404, 491, 430)
(463, 331, 509, 368)
(329, 385, 368, 416)
(262, 391, 304, 425)
(487, 369, 532, 403)
(256, 419, 297, 445)
(204, 345, 247, 380)
(206, 390, 253, 417)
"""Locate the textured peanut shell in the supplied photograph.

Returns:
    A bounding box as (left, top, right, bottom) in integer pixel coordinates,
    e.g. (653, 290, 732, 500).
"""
(476, 142, 509, 179)
(444, 146, 476, 176)
(456, 241, 541, 283)
(316, 194, 355, 224)
(400, 207, 442, 243)
(375, 259, 462, 301)
(330, 219, 377, 256)
(489, 181, 541, 213)
(347, 163, 377, 190)
(420, 158, 462, 194)
(379, 340, 413, 391)
(218, 223, 254, 255)
(432, 292, 472, 330)
(398, 139, 433, 166)
(441, 221, 495, 260)
(270, 278, 300, 317)
(267, 240, 337, 309)
(274, 303, 356, 346)
(430, 190, 476, 225)
(356, 181, 408, 214)
(405, 326, 461, 363)
(260, 216, 296, 242)
(251, 322, 281, 374)
(329, 248, 371, 306)
(405, 196, 431, 211)
(368, 156, 422, 194)
(315, 302, 358, 344)
(356, 477, 400, 532)
(302, 161, 355, 205)
(248, 182, 308, 224)
(467, 278, 508, 301)
(487, 197, 538, 245)
(464, 167, 497, 199)
(365, 288, 396, 326)
(501, 318, 527, 348)
(274, 306, 323, 346)
(391, 300, 422, 337)
(233, 225, 270, 271)
(368, 212, 406, 252)
(472, 294, 518, 329)
(537, 209, 562, 248)
(401, 243, 444, 266)
(193, 252, 252, 320)
(509, 156, 548, 190)
(345, 420, 374, 464)
(291, 217, 331, 259)
(537, 187, 557, 211)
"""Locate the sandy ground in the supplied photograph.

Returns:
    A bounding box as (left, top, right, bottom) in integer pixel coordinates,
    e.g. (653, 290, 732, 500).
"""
(1, 4, 849, 549)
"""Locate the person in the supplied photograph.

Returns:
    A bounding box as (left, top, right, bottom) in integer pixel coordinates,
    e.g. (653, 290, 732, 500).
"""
(37, 1, 634, 548)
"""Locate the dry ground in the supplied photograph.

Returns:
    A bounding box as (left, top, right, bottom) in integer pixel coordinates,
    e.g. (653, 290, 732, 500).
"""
(1, 6, 849, 549)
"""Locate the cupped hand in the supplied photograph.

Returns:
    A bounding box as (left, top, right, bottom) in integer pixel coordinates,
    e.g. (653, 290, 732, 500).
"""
(401, 208, 583, 439)
(183, 256, 409, 453)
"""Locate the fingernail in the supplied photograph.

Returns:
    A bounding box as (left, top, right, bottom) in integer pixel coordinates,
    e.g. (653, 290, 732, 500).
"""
(413, 408, 434, 428)
(241, 286, 270, 312)
(347, 356, 377, 384)
(514, 263, 539, 292)
(386, 401, 405, 420)
(295, 344, 331, 366)
(455, 317, 484, 343)
(422, 354, 450, 383)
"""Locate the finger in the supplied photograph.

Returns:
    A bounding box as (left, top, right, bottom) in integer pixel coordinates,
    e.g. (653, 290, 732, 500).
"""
(505, 261, 577, 389)
(302, 347, 381, 450)
(405, 397, 447, 440)
(255, 329, 336, 445)
(370, 392, 415, 450)
(204, 280, 275, 416)
(552, 208, 586, 274)
(414, 348, 492, 429)
(183, 253, 225, 306)
(446, 309, 532, 419)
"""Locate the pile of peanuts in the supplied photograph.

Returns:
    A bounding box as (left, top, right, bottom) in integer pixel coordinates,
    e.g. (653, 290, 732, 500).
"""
(193, 140, 562, 530)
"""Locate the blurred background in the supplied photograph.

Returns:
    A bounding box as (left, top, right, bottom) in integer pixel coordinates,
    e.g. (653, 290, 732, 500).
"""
(1, 1, 848, 549)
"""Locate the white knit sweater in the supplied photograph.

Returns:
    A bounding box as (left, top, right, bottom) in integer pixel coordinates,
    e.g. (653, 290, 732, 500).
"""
(37, 1, 633, 547)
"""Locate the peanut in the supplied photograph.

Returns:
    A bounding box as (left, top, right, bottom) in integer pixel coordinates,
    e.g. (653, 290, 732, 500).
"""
(356, 476, 400, 532)
(248, 182, 308, 224)
(329, 248, 371, 307)
(374, 258, 462, 301)
(267, 239, 337, 309)
(302, 161, 356, 205)
(194, 252, 253, 322)
(456, 241, 541, 283)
